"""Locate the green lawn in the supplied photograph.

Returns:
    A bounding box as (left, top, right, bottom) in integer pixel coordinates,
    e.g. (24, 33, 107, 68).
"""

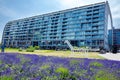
(0, 48, 104, 59)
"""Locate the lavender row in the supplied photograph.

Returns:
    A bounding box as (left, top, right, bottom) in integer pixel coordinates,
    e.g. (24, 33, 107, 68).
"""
(0, 53, 120, 80)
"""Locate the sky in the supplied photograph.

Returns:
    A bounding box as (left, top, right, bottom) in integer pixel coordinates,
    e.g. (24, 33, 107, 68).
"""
(0, 0, 120, 43)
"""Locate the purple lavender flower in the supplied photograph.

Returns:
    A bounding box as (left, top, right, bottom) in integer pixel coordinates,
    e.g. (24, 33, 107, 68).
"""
(0, 52, 120, 80)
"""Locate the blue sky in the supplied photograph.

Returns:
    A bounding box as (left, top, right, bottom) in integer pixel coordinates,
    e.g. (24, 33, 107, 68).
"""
(0, 0, 120, 43)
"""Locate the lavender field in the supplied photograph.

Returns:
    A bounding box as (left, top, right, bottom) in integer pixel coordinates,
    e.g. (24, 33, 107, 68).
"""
(0, 53, 120, 80)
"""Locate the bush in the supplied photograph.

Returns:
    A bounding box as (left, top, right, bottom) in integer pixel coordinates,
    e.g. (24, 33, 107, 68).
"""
(74, 46, 79, 49)
(55, 67, 69, 79)
(34, 46, 40, 50)
(70, 60, 79, 65)
(0, 76, 13, 80)
(26, 46, 35, 52)
(91, 70, 117, 80)
(19, 48, 22, 51)
(90, 62, 103, 67)
(41, 64, 50, 70)
(80, 46, 88, 49)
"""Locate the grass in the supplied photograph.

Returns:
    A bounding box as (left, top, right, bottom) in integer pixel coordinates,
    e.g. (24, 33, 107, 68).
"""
(0, 48, 105, 59)
(1, 48, 18, 52)
(0, 76, 13, 80)
(91, 70, 118, 80)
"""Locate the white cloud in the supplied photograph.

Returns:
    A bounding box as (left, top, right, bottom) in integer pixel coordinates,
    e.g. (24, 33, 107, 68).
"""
(58, 0, 105, 9)
(0, 0, 120, 27)
(58, 0, 120, 27)
(111, 5, 120, 19)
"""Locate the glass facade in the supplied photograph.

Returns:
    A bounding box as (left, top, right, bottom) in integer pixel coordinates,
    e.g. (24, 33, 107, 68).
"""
(109, 29, 120, 50)
(2, 2, 112, 50)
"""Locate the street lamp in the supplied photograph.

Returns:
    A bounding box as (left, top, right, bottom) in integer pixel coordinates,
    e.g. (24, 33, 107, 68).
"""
(1, 39, 5, 53)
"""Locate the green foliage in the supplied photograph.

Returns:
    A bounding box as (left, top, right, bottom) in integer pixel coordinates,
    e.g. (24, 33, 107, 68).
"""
(70, 60, 79, 66)
(69, 75, 77, 80)
(73, 46, 79, 49)
(90, 62, 103, 67)
(91, 70, 118, 80)
(42, 76, 57, 80)
(34, 46, 40, 50)
(80, 46, 89, 49)
(74, 69, 87, 77)
(17, 54, 31, 64)
(18, 48, 22, 51)
(20, 77, 29, 80)
(0, 60, 2, 65)
(41, 64, 50, 70)
(0, 76, 13, 80)
(55, 67, 69, 78)
(73, 46, 89, 50)
(26, 46, 35, 52)
(0, 64, 10, 72)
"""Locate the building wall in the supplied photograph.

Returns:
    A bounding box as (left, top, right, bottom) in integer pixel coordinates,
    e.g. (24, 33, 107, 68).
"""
(2, 2, 112, 50)
(109, 29, 120, 50)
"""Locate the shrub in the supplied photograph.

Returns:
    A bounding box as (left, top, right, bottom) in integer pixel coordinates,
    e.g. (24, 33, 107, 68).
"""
(0, 60, 2, 65)
(55, 67, 69, 79)
(41, 64, 50, 70)
(18, 48, 22, 51)
(0, 76, 13, 80)
(80, 46, 88, 49)
(43, 76, 58, 80)
(70, 60, 79, 66)
(34, 46, 40, 50)
(74, 46, 79, 49)
(91, 70, 117, 80)
(90, 62, 103, 67)
(26, 46, 35, 52)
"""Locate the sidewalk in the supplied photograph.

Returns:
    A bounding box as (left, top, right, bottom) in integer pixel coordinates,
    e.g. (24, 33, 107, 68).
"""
(98, 53, 120, 61)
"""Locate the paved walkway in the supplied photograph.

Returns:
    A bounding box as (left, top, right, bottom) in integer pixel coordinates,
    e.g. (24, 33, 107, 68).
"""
(98, 53, 120, 61)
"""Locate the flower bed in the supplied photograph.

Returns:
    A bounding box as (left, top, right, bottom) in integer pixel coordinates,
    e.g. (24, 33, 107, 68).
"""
(0, 53, 120, 80)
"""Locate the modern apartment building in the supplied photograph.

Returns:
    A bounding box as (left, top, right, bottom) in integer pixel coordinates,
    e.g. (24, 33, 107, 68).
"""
(2, 1, 113, 50)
